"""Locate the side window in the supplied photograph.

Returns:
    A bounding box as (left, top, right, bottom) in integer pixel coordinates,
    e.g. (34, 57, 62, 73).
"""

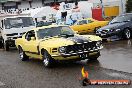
(78, 20, 87, 25)
(25, 30, 35, 41)
(88, 20, 94, 23)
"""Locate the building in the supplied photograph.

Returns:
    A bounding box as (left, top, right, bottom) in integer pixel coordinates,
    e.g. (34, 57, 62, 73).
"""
(0, 0, 88, 14)
(87, 0, 127, 14)
(0, 0, 87, 10)
(0, 0, 127, 14)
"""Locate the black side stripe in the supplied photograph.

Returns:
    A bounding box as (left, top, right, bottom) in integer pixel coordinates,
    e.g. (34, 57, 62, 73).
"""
(67, 35, 89, 44)
(25, 51, 39, 55)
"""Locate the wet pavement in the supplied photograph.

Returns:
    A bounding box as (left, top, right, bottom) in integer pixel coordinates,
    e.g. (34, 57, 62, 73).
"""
(0, 39, 132, 88)
(99, 39, 132, 73)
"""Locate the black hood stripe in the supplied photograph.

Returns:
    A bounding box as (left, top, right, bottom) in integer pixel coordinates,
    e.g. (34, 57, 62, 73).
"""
(66, 35, 89, 44)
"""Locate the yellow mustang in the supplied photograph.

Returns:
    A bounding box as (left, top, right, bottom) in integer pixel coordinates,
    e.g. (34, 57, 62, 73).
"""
(70, 18, 109, 34)
(15, 25, 103, 67)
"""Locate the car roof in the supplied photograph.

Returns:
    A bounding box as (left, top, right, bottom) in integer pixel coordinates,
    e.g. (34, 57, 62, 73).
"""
(120, 13, 132, 16)
(31, 25, 68, 31)
(77, 18, 96, 21)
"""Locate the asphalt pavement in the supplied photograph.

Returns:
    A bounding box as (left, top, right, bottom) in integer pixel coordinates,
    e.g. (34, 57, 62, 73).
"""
(0, 39, 132, 88)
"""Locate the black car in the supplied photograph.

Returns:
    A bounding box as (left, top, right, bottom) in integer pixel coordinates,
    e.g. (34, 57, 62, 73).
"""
(96, 13, 132, 41)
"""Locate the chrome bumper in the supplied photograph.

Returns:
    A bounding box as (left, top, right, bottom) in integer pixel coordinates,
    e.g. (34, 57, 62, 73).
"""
(51, 46, 103, 57)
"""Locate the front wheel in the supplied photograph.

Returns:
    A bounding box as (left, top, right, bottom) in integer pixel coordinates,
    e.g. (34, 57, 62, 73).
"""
(18, 46, 29, 61)
(42, 50, 54, 67)
(123, 29, 131, 39)
(4, 42, 9, 51)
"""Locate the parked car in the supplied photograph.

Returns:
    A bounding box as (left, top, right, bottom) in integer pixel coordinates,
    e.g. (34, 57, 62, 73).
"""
(15, 25, 103, 67)
(96, 13, 132, 41)
(70, 18, 108, 34)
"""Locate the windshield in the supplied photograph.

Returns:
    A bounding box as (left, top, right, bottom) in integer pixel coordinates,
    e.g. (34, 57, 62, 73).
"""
(4, 17, 35, 29)
(37, 26, 75, 39)
(110, 15, 132, 24)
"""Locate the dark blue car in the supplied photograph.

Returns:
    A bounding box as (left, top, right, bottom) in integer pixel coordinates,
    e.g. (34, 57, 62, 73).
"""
(96, 13, 132, 41)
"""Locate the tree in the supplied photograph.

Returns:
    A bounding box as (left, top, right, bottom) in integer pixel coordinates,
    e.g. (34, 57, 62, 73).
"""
(126, 0, 132, 13)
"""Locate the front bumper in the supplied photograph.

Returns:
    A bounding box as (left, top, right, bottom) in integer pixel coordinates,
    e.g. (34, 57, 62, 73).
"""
(51, 46, 103, 60)
(96, 32, 121, 41)
(52, 51, 100, 60)
(5, 40, 15, 47)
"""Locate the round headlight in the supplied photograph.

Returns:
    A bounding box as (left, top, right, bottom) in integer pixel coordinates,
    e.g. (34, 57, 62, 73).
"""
(96, 41, 101, 47)
(115, 29, 120, 31)
(59, 47, 66, 53)
(110, 29, 114, 32)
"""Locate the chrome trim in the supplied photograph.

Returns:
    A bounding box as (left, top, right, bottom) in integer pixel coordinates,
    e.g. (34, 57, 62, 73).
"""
(51, 55, 60, 57)
(51, 46, 103, 57)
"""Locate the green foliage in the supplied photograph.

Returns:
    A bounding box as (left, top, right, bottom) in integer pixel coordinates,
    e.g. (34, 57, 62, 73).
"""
(126, 0, 132, 13)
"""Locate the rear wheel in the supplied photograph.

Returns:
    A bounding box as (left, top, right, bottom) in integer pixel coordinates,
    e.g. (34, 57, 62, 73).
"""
(42, 50, 54, 67)
(94, 26, 101, 33)
(94, 27, 98, 33)
(123, 29, 131, 39)
(18, 46, 29, 61)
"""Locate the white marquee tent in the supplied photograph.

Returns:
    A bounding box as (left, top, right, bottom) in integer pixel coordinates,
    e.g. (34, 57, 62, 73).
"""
(22, 6, 57, 18)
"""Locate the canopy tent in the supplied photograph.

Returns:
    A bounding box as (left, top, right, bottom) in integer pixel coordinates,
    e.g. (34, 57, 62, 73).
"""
(0, 0, 21, 3)
(22, 7, 57, 18)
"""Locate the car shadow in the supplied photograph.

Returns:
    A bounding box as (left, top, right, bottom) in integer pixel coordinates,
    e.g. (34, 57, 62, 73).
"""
(25, 58, 101, 69)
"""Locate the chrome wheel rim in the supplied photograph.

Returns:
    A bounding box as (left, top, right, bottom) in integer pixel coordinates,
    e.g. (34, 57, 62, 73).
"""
(43, 55, 49, 66)
(126, 30, 131, 39)
(19, 49, 24, 60)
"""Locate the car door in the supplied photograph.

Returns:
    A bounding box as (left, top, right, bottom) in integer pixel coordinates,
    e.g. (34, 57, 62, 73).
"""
(74, 20, 89, 33)
(24, 30, 39, 55)
(130, 17, 132, 30)
(85, 19, 95, 32)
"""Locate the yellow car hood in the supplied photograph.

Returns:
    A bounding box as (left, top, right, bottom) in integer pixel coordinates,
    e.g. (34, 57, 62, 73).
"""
(39, 35, 102, 48)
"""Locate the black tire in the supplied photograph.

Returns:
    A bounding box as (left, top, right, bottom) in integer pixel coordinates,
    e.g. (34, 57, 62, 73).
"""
(0, 41, 3, 48)
(94, 27, 98, 33)
(4, 42, 9, 51)
(123, 29, 131, 39)
(0, 37, 3, 48)
(18, 46, 29, 61)
(42, 50, 54, 67)
(88, 52, 100, 61)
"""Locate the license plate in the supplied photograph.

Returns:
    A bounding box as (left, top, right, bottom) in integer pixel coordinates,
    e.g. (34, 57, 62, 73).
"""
(79, 53, 88, 58)
(101, 34, 106, 36)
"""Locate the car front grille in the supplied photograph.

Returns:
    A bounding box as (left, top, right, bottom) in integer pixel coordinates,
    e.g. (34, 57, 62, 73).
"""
(6, 33, 18, 36)
(64, 42, 98, 55)
(101, 30, 109, 34)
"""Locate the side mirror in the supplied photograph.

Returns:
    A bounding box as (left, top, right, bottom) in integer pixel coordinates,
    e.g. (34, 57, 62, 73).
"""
(31, 37, 36, 41)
